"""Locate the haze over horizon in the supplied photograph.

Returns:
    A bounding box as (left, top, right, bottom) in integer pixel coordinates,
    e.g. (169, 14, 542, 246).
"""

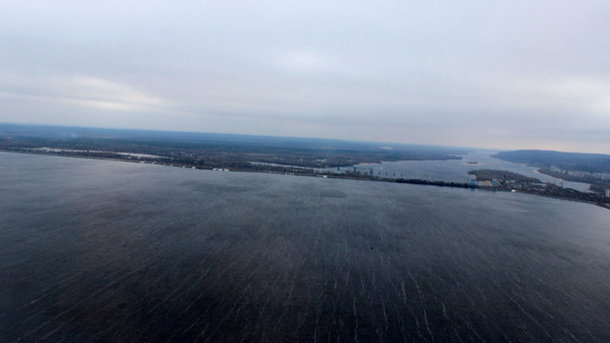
(1, 1, 609, 153)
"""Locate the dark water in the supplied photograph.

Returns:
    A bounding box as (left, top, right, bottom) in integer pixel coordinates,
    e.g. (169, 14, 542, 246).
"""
(1, 152, 609, 342)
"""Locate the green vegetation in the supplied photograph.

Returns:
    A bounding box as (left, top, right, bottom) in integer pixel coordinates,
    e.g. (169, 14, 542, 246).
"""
(467, 169, 540, 183)
(0, 124, 466, 169)
(493, 150, 610, 197)
(493, 150, 610, 174)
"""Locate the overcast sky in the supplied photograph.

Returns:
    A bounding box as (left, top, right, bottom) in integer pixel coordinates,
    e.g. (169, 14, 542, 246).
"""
(1, 1, 609, 152)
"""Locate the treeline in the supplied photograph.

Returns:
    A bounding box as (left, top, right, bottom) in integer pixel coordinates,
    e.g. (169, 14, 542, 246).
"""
(0, 124, 468, 169)
(467, 169, 541, 183)
(494, 150, 610, 174)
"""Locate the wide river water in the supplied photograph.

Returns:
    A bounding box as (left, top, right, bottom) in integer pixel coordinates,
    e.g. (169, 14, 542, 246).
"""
(1, 152, 609, 342)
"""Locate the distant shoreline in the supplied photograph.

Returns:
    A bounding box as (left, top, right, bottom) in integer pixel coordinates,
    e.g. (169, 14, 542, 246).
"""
(2, 149, 609, 211)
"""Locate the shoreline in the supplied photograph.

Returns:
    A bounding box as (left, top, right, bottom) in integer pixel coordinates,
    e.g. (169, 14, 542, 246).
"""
(2, 149, 609, 211)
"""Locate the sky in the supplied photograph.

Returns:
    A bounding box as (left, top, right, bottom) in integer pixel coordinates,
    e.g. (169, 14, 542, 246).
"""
(1, 1, 609, 153)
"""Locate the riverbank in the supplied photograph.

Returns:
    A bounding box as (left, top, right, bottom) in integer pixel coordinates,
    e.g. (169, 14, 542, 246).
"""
(2, 149, 609, 210)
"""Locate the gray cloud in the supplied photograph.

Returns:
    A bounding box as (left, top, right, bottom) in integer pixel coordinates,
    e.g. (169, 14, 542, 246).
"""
(1, 0, 609, 152)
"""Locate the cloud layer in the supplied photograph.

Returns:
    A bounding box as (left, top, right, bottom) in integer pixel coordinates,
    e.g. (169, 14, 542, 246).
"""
(1, 1, 609, 152)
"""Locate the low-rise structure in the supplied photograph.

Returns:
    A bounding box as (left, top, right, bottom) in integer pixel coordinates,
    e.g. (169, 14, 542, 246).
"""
(477, 180, 492, 187)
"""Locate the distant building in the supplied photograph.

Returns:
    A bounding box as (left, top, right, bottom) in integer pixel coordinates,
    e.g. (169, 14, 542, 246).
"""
(477, 180, 492, 187)
(605, 189, 610, 198)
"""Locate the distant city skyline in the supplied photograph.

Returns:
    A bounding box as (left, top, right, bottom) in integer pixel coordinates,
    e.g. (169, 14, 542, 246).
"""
(1, 1, 609, 153)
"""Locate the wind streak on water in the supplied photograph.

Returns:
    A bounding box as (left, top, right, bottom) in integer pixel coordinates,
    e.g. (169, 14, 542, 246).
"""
(0, 152, 609, 342)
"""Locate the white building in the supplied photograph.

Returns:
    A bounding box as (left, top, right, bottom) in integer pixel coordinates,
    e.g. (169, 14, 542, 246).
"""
(477, 180, 492, 187)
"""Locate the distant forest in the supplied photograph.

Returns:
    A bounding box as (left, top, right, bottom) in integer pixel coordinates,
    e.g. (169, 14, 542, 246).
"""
(494, 150, 610, 174)
(467, 169, 541, 183)
(0, 124, 468, 169)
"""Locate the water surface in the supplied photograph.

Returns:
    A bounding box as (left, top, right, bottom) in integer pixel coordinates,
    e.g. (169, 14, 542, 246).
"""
(1, 152, 608, 342)
(334, 151, 591, 191)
